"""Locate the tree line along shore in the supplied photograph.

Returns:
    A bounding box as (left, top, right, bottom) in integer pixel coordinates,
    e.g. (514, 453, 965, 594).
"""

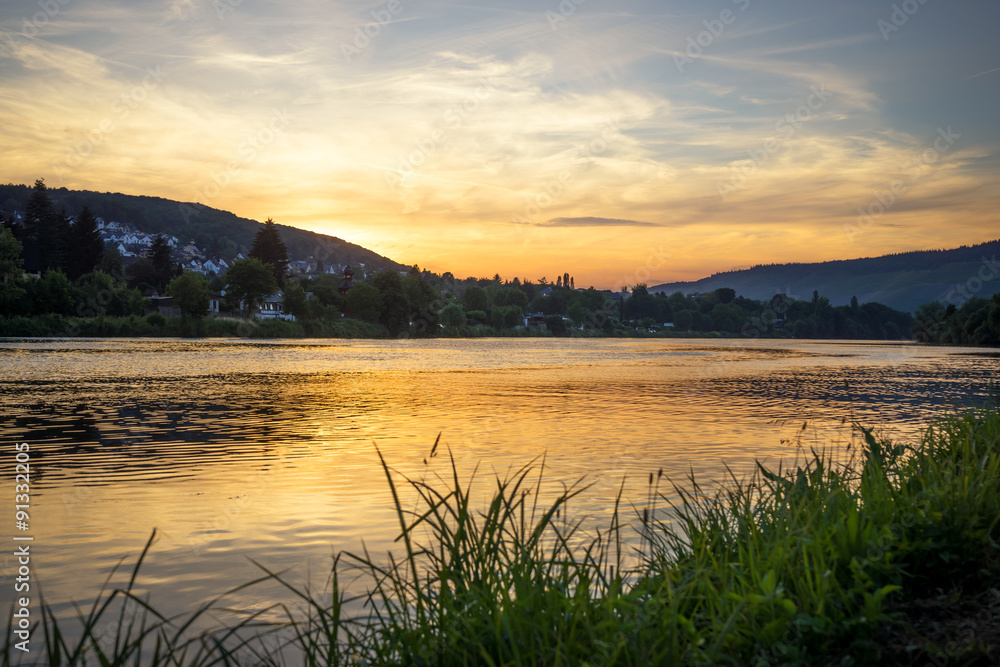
(2, 180, 998, 344)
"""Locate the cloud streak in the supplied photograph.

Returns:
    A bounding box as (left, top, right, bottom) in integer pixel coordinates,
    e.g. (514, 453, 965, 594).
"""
(541, 217, 662, 227)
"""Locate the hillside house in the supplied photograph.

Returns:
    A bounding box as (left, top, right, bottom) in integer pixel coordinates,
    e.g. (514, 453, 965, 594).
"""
(202, 259, 223, 275)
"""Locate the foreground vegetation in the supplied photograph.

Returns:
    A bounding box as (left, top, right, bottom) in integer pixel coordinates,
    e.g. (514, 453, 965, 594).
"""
(6, 404, 999, 665)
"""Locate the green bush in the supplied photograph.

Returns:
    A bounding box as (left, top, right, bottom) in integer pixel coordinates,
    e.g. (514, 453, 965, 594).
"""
(241, 318, 304, 339)
(145, 312, 167, 330)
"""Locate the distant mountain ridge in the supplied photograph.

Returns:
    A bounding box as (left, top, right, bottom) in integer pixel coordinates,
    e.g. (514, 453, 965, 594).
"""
(649, 238, 1000, 313)
(0, 183, 404, 272)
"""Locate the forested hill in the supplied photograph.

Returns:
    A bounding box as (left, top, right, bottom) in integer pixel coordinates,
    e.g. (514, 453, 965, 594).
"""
(0, 183, 404, 270)
(650, 238, 1000, 313)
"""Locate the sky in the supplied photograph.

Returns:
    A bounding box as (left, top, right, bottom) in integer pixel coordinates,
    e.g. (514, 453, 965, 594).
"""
(1, 0, 998, 289)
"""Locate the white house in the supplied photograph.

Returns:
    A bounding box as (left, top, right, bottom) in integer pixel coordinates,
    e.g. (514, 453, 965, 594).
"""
(99, 220, 127, 232)
(258, 292, 294, 321)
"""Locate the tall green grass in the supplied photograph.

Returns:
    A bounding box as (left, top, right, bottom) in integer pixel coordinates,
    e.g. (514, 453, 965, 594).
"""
(6, 407, 999, 665)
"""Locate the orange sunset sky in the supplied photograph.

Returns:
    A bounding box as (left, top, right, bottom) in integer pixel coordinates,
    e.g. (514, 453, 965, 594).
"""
(2, 0, 998, 288)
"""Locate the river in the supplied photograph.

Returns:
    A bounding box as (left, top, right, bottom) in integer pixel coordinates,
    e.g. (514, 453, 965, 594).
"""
(1, 337, 996, 639)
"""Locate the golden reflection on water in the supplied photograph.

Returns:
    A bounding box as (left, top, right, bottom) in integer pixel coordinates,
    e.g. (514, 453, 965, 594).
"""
(1, 338, 997, 626)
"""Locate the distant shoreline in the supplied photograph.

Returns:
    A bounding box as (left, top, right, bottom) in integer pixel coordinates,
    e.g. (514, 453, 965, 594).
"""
(0, 315, 861, 342)
(5, 314, 995, 347)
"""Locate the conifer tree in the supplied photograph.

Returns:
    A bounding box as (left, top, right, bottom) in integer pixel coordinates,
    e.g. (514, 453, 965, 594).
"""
(150, 234, 174, 291)
(23, 179, 60, 272)
(67, 205, 104, 280)
(249, 217, 289, 287)
(55, 207, 72, 273)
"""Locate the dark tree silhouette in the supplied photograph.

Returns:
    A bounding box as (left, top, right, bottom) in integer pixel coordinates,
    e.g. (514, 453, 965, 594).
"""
(167, 271, 210, 322)
(226, 258, 278, 317)
(66, 206, 104, 280)
(150, 234, 176, 291)
(23, 179, 61, 272)
(346, 282, 383, 323)
(714, 287, 736, 304)
(374, 270, 408, 335)
(249, 217, 289, 287)
(99, 244, 124, 280)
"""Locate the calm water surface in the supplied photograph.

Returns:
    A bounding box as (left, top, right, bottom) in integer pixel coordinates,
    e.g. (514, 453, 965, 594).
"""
(1, 337, 997, 632)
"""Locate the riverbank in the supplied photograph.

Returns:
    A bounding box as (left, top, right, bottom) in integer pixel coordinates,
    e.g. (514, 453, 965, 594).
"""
(0, 313, 381, 338)
(0, 313, 848, 340)
(5, 405, 999, 665)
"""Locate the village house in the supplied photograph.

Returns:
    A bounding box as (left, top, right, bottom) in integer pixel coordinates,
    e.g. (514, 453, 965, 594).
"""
(524, 312, 547, 330)
(258, 292, 294, 321)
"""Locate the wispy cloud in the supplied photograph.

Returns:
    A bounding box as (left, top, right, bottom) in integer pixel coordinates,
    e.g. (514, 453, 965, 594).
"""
(753, 33, 879, 56)
(541, 217, 661, 227)
(966, 66, 1000, 80)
